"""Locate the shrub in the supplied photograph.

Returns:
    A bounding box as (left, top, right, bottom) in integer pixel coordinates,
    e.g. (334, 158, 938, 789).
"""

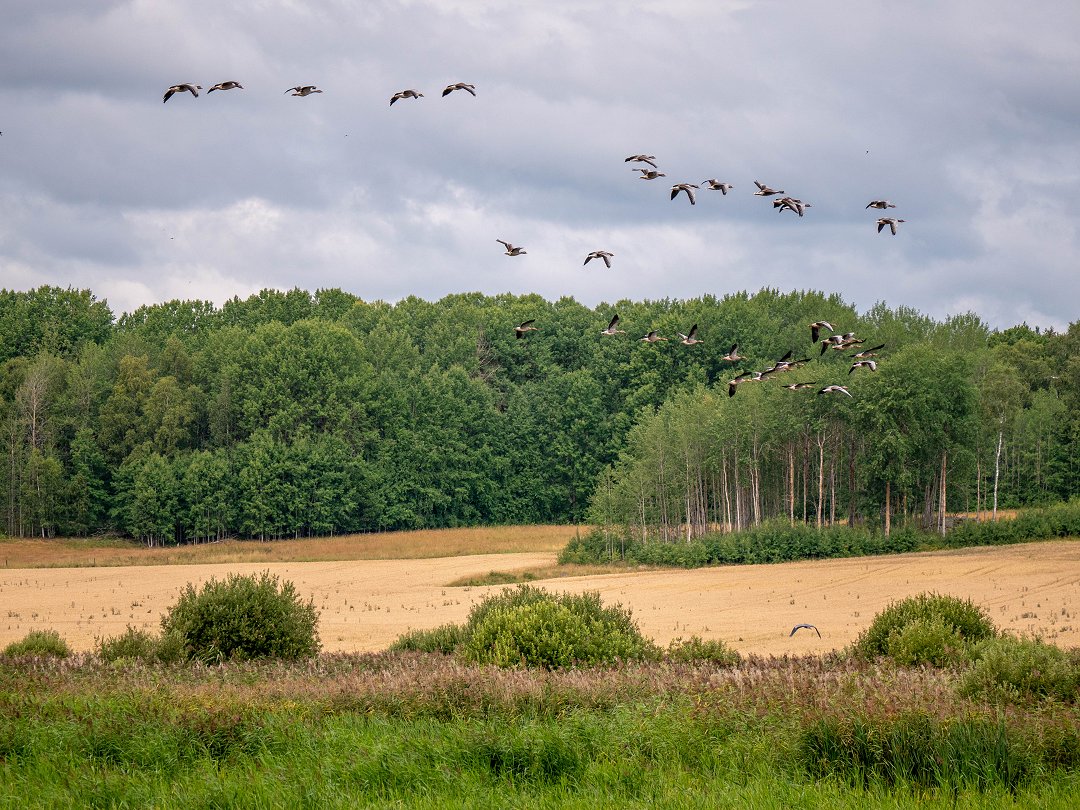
(389, 623, 464, 655)
(160, 571, 320, 663)
(884, 617, 969, 668)
(96, 626, 186, 664)
(3, 629, 70, 658)
(666, 635, 740, 666)
(460, 585, 658, 669)
(853, 593, 996, 661)
(959, 636, 1080, 704)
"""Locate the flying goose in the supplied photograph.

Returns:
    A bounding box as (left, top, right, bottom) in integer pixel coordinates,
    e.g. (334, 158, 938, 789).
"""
(820, 332, 862, 354)
(721, 344, 744, 363)
(390, 89, 424, 105)
(671, 183, 698, 204)
(753, 181, 784, 197)
(640, 330, 669, 343)
(625, 154, 658, 168)
(600, 314, 625, 336)
(497, 239, 526, 256)
(849, 360, 877, 374)
(515, 320, 538, 338)
(208, 81, 243, 93)
(163, 84, 201, 102)
(866, 200, 896, 210)
(442, 82, 476, 97)
(774, 197, 811, 216)
(783, 381, 820, 391)
(728, 371, 766, 397)
(584, 250, 614, 268)
(762, 350, 794, 375)
(851, 343, 885, 359)
(635, 168, 667, 180)
(789, 623, 821, 637)
(818, 385, 853, 397)
(820, 335, 846, 355)
(702, 179, 733, 194)
(286, 85, 323, 96)
(678, 324, 702, 345)
(877, 217, 906, 235)
(809, 321, 834, 344)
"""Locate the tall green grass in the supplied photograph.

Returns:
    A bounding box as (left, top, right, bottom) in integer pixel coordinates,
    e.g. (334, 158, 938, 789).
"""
(1, 653, 1079, 807)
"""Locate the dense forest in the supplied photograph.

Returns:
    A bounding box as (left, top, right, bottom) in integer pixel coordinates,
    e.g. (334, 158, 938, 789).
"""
(1, 285, 1077, 544)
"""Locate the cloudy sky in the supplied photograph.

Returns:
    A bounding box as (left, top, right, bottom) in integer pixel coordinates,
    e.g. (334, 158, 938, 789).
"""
(2, 1, 1078, 329)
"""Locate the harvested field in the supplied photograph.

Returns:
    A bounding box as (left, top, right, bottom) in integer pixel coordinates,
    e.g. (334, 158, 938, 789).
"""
(1, 539, 1077, 655)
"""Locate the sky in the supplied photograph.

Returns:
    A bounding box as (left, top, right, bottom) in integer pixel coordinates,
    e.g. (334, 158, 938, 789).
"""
(2, 1, 1078, 330)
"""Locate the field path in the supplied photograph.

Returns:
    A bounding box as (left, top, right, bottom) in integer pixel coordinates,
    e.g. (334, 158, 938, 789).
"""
(1, 541, 1078, 655)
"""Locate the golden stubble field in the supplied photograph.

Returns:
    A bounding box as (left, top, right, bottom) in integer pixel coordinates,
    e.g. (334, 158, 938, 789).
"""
(1, 528, 1078, 656)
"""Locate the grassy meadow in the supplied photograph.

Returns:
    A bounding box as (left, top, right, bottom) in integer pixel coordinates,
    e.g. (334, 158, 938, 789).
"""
(3, 652, 1079, 808)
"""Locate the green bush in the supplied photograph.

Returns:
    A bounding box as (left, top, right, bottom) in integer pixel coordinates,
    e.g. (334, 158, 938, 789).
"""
(666, 635, 740, 666)
(160, 571, 320, 663)
(959, 636, 1080, 704)
(884, 617, 969, 668)
(853, 593, 996, 661)
(562, 500, 1080, 570)
(389, 623, 464, 655)
(96, 626, 186, 664)
(3, 629, 70, 658)
(460, 585, 658, 669)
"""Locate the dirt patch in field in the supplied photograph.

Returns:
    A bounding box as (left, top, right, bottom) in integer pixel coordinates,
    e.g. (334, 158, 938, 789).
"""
(1, 542, 1077, 656)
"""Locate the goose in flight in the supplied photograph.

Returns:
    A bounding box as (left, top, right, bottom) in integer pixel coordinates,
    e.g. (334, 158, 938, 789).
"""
(671, 183, 698, 204)
(820, 332, 862, 354)
(774, 197, 811, 216)
(753, 181, 784, 197)
(635, 168, 667, 180)
(820, 335, 845, 355)
(702, 179, 733, 194)
(818, 385, 853, 397)
(721, 344, 743, 363)
(208, 81, 243, 93)
(600, 314, 625, 336)
(851, 343, 885, 359)
(286, 85, 323, 96)
(783, 381, 820, 391)
(728, 371, 765, 397)
(640, 330, 669, 343)
(625, 154, 658, 168)
(584, 250, 614, 268)
(849, 360, 877, 374)
(515, 320, 538, 338)
(762, 350, 794, 375)
(163, 84, 201, 102)
(866, 200, 897, 210)
(390, 89, 424, 105)
(442, 82, 476, 97)
(789, 623, 821, 637)
(678, 324, 702, 345)
(877, 217, 906, 235)
(497, 239, 526, 256)
(809, 321, 834, 344)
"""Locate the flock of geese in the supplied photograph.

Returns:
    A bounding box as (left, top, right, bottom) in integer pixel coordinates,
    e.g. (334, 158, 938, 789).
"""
(160, 79, 896, 401)
(516, 312, 888, 402)
(162, 80, 476, 104)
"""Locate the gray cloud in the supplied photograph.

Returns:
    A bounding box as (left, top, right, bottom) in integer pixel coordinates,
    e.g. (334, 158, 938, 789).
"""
(1, 0, 1078, 328)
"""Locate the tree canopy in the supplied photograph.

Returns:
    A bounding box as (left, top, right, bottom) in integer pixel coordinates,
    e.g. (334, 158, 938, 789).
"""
(1, 285, 1076, 544)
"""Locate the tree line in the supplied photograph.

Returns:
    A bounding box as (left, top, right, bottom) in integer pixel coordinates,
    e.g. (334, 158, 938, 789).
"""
(1, 285, 1076, 544)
